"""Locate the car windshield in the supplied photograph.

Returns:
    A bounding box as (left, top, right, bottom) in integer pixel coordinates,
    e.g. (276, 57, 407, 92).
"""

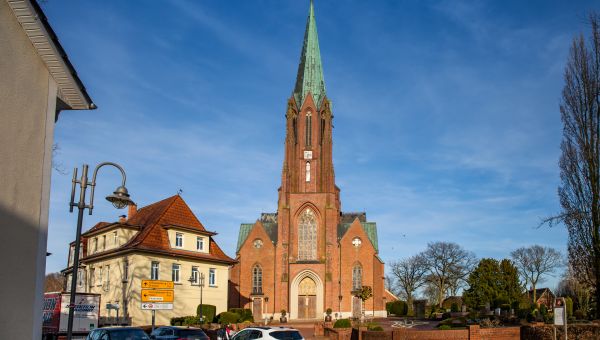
(108, 329, 150, 340)
(269, 331, 303, 340)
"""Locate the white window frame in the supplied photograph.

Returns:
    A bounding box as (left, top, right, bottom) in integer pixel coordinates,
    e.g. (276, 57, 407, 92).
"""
(208, 268, 216, 287)
(151, 262, 159, 280)
(97, 266, 103, 286)
(175, 233, 183, 248)
(94, 237, 98, 253)
(172, 264, 181, 283)
(191, 266, 199, 285)
(196, 237, 204, 251)
(113, 231, 118, 246)
(89, 268, 95, 287)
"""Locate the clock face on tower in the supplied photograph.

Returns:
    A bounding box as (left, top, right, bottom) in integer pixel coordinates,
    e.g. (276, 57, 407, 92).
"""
(304, 150, 313, 160)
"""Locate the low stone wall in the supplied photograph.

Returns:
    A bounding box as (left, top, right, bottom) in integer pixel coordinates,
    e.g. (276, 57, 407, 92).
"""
(323, 327, 352, 340)
(325, 324, 520, 340)
(521, 323, 600, 340)
(391, 328, 468, 339)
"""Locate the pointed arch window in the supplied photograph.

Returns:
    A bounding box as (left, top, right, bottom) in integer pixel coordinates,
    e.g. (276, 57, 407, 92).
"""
(305, 111, 312, 146)
(305, 162, 311, 182)
(352, 263, 363, 291)
(252, 265, 263, 295)
(298, 209, 317, 260)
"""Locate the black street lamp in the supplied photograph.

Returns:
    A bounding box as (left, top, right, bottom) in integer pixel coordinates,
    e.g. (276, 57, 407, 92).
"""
(66, 162, 134, 340)
(189, 272, 205, 323)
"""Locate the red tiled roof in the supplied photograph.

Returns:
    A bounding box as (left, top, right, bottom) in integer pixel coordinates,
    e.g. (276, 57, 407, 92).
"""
(80, 195, 235, 265)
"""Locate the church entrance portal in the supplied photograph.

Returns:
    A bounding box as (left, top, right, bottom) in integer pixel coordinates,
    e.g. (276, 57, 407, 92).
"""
(297, 277, 316, 319)
(290, 270, 323, 320)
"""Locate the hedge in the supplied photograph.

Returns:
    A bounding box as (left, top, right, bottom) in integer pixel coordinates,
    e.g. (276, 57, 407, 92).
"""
(217, 311, 240, 325)
(387, 301, 408, 316)
(197, 304, 217, 323)
(228, 308, 253, 322)
(334, 318, 351, 328)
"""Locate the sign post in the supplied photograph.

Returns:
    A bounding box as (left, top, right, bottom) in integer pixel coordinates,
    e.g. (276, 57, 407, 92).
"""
(140, 280, 174, 333)
(554, 297, 567, 340)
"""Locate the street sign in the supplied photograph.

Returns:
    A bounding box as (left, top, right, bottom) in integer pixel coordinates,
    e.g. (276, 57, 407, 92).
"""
(141, 303, 173, 310)
(106, 303, 120, 310)
(141, 289, 174, 302)
(141, 280, 174, 289)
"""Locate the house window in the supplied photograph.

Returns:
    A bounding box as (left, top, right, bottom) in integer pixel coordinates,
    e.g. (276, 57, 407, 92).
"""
(175, 233, 183, 247)
(305, 161, 311, 182)
(172, 264, 180, 283)
(209, 268, 216, 286)
(191, 266, 199, 285)
(94, 237, 98, 253)
(123, 261, 129, 281)
(151, 262, 159, 280)
(77, 269, 84, 289)
(252, 265, 262, 294)
(196, 237, 204, 251)
(102, 235, 106, 250)
(298, 208, 317, 260)
(105, 264, 110, 288)
(352, 264, 363, 291)
(113, 231, 118, 246)
(89, 268, 95, 287)
(98, 266, 103, 286)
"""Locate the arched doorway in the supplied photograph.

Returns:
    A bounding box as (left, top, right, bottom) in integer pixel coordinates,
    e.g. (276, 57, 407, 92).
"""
(297, 277, 317, 319)
(290, 270, 324, 320)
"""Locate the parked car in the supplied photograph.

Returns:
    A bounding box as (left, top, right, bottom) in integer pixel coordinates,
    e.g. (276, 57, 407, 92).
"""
(149, 326, 209, 340)
(87, 327, 150, 340)
(231, 327, 303, 340)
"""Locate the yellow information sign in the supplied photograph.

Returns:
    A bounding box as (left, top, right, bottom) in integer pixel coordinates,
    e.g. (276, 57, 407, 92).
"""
(141, 280, 174, 289)
(141, 289, 174, 303)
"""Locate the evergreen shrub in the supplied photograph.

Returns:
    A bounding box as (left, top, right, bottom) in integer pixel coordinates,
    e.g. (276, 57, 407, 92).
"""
(333, 319, 351, 328)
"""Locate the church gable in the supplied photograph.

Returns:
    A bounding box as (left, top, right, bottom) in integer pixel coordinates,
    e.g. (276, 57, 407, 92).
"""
(339, 218, 378, 255)
(338, 212, 379, 253)
(236, 219, 276, 254)
(237, 213, 278, 253)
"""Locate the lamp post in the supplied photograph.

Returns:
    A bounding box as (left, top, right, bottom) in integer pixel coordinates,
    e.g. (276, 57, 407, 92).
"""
(189, 272, 205, 323)
(66, 162, 134, 340)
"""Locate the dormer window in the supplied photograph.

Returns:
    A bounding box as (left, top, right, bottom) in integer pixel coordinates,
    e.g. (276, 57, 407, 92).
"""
(196, 237, 204, 251)
(175, 233, 183, 248)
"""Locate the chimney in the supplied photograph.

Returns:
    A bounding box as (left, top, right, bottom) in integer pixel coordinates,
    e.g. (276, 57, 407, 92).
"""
(128, 203, 138, 221)
(118, 215, 126, 223)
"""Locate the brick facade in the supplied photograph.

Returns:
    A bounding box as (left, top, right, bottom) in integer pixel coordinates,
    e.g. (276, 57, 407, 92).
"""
(229, 2, 385, 320)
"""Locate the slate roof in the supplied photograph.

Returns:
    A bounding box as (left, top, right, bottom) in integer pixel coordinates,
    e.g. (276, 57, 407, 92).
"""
(75, 195, 235, 266)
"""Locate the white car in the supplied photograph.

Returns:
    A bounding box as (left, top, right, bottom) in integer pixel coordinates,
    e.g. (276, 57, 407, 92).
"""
(230, 327, 303, 340)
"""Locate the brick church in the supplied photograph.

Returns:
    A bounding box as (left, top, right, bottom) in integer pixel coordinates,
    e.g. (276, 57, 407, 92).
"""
(229, 1, 385, 320)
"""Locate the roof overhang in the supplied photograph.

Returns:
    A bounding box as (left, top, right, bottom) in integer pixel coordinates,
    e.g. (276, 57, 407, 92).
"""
(162, 224, 218, 236)
(6, 0, 95, 110)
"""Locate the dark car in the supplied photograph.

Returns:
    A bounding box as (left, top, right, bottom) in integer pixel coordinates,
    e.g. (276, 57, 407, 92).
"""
(87, 327, 150, 340)
(150, 326, 209, 340)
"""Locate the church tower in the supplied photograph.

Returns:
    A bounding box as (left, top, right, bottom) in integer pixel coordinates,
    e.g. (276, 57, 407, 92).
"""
(230, 1, 385, 320)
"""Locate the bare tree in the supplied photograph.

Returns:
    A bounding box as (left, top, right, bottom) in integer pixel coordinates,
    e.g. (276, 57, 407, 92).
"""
(542, 13, 600, 318)
(556, 266, 592, 318)
(44, 272, 64, 292)
(510, 245, 563, 302)
(423, 242, 476, 307)
(390, 254, 428, 312)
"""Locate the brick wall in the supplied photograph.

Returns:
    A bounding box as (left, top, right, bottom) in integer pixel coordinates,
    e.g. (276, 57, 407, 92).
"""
(323, 325, 521, 340)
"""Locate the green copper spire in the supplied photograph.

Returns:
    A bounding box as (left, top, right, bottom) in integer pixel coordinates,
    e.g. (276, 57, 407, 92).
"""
(293, 0, 326, 109)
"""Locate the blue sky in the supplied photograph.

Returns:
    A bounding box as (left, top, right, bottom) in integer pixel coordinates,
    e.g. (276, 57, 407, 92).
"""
(43, 0, 600, 291)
